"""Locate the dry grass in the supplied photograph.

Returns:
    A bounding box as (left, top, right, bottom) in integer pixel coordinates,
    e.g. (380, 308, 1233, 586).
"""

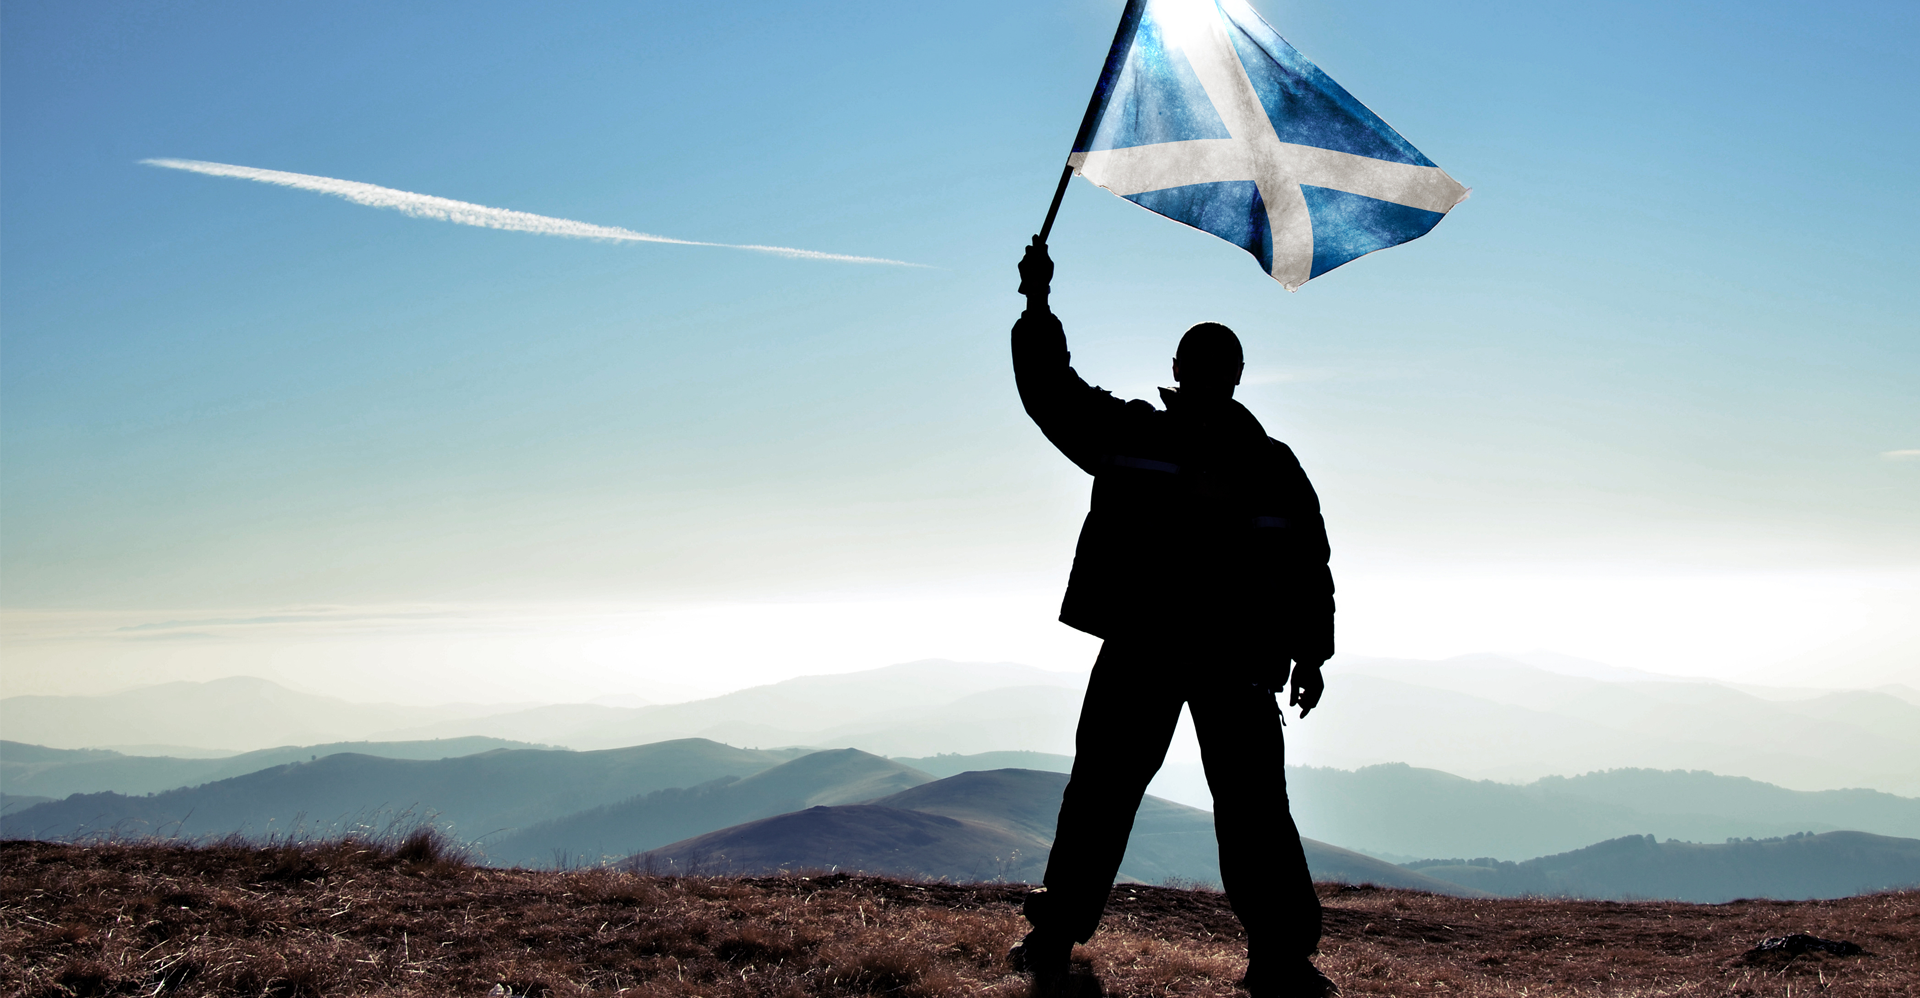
(2, 839, 1914, 997)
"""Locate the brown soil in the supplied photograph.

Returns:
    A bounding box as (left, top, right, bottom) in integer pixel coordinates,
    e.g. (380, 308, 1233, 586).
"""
(2, 838, 1913, 997)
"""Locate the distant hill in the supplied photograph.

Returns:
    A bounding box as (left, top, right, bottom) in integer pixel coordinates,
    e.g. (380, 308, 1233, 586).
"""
(482, 749, 933, 867)
(0, 794, 52, 816)
(372, 660, 1088, 755)
(1405, 831, 1920, 901)
(17, 656, 1917, 799)
(1288, 764, 1920, 861)
(641, 768, 1481, 894)
(1873, 683, 1920, 707)
(1535, 768, 1920, 835)
(1, 737, 556, 798)
(1313, 656, 1920, 795)
(14, 720, 1914, 877)
(0, 744, 125, 765)
(891, 755, 1920, 863)
(0, 738, 796, 842)
(891, 751, 1073, 778)
(0, 677, 529, 752)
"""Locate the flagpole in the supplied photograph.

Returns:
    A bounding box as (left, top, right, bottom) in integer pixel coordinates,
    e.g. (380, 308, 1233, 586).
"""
(1037, 162, 1073, 242)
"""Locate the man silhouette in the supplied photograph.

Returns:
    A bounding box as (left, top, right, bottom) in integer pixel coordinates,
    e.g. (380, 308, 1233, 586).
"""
(1008, 236, 1336, 997)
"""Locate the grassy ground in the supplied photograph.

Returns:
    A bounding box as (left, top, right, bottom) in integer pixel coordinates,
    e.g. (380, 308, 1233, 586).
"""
(2, 837, 1913, 997)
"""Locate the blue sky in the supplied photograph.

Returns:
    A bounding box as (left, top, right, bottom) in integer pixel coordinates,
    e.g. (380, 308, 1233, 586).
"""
(3, 0, 1915, 701)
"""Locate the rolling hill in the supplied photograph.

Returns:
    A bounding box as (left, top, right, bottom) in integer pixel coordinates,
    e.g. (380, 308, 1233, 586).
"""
(891, 751, 1074, 778)
(637, 803, 1049, 881)
(0, 737, 555, 799)
(0, 794, 52, 816)
(640, 768, 1481, 894)
(0, 738, 798, 842)
(482, 749, 934, 867)
(1287, 763, 1920, 861)
(898, 752, 1920, 862)
(15, 656, 1915, 802)
(1404, 830, 1920, 901)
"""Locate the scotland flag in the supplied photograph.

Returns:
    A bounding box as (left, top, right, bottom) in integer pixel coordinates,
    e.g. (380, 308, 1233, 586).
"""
(1069, 0, 1467, 290)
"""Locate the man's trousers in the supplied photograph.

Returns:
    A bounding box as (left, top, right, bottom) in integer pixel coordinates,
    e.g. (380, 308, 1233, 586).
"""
(1029, 637, 1322, 963)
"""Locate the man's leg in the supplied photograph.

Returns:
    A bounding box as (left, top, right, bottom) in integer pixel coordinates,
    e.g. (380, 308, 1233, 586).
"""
(1188, 681, 1324, 984)
(1025, 639, 1185, 948)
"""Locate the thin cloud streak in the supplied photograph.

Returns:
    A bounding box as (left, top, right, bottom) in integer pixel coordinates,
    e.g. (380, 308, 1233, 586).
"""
(142, 158, 924, 266)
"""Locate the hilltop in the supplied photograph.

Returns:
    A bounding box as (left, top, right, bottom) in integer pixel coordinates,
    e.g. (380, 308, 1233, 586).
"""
(2, 839, 1912, 997)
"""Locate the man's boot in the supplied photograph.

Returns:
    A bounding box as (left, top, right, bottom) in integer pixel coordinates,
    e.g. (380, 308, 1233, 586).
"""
(1008, 928, 1073, 993)
(1240, 959, 1338, 998)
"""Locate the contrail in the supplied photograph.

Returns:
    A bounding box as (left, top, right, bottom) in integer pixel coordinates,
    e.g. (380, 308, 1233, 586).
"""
(141, 158, 923, 266)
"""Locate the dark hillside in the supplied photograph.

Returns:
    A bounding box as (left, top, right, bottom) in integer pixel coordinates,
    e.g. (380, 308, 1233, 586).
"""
(646, 769, 1484, 894)
(639, 803, 1050, 881)
(868, 769, 1247, 887)
(0, 738, 793, 842)
(873, 768, 1068, 839)
(3, 839, 1912, 997)
(1407, 831, 1920, 901)
(483, 749, 933, 867)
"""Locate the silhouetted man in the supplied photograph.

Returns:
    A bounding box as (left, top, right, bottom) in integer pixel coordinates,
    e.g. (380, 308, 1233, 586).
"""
(1008, 236, 1335, 997)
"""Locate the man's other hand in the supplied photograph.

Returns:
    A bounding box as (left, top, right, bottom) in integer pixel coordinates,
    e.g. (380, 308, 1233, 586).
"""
(1018, 236, 1053, 298)
(1289, 659, 1326, 718)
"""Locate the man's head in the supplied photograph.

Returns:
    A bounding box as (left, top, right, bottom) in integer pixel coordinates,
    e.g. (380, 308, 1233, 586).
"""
(1172, 321, 1244, 397)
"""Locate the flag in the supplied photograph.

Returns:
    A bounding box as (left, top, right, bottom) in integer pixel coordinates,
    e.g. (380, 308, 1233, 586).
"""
(1069, 0, 1468, 290)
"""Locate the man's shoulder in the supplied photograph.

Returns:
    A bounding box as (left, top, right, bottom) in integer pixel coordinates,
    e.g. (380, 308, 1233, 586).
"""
(1012, 308, 1063, 332)
(1264, 436, 1305, 470)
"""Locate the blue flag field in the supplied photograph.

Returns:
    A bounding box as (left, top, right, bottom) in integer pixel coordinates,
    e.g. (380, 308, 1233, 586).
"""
(1069, 0, 1468, 290)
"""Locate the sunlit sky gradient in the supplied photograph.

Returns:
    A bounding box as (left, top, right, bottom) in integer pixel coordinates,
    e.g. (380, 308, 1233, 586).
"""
(3, 0, 1915, 703)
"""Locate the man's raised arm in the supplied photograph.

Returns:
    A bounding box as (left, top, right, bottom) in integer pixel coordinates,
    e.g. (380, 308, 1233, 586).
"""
(1010, 238, 1129, 474)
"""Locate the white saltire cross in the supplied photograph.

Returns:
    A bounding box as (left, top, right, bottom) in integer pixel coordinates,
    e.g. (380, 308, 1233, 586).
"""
(1068, 1, 1467, 290)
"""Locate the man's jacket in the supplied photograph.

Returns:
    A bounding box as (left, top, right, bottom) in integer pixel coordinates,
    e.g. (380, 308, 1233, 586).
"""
(1012, 307, 1334, 664)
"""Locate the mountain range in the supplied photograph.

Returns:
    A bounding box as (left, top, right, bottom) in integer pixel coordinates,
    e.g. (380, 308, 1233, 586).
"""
(8, 655, 1913, 797)
(634, 767, 1471, 894)
(1286, 763, 1920, 861)
(485, 748, 934, 868)
(8, 737, 1919, 868)
(0, 737, 554, 799)
(1, 739, 803, 842)
(621, 766, 1920, 902)
(895, 755, 1920, 860)
(1312, 656, 1920, 796)
(8, 735, 1918, 901)
(1403, 831, 1920, 902)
